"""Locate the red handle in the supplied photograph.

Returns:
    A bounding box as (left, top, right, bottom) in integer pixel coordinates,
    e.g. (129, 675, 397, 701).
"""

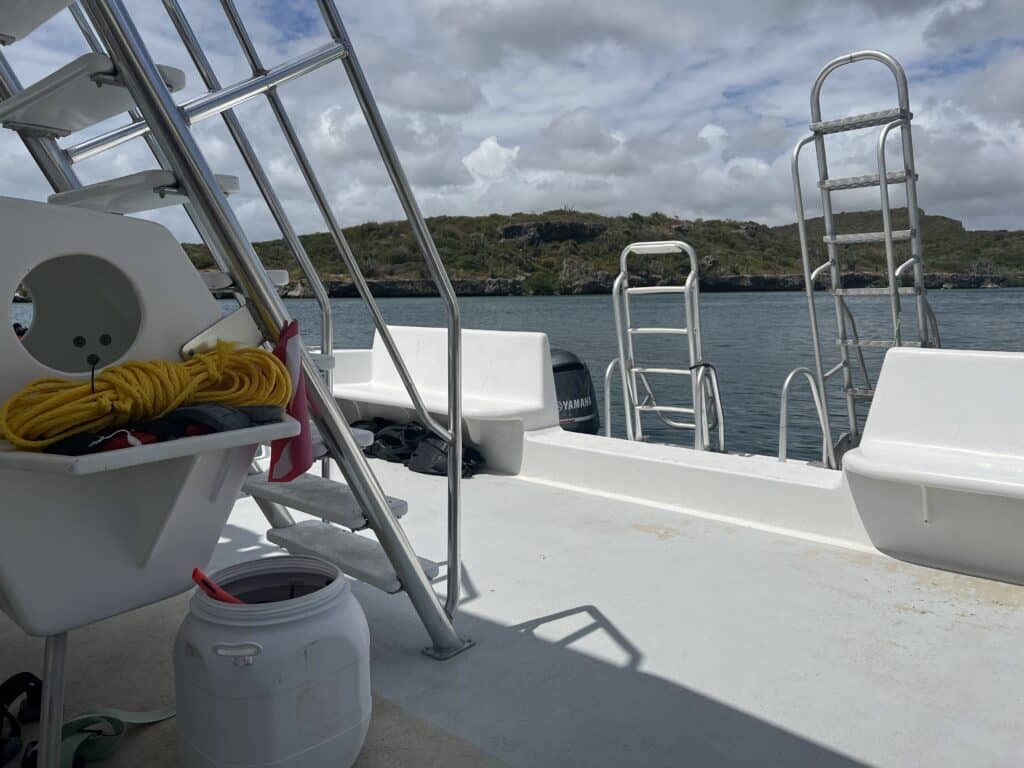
(192, 567, 245, 604)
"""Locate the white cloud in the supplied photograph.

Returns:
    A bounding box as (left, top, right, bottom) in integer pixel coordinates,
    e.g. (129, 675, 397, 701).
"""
(0, 0, 1019, 241)
(462, 136, 519, 181)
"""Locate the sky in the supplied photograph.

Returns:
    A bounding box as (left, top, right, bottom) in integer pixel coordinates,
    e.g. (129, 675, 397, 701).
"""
(0, 0, 1021, 243)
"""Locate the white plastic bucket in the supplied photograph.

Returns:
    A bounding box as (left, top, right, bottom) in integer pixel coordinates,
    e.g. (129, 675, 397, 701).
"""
(174, 556, 371, 767)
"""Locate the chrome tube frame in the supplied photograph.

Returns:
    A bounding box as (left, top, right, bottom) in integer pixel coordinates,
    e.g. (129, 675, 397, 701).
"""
(603, 358, 620, 438)
(317, 0, 463, 620)
(65, 42, 349, 162)
(839, 301, 873, 390)
(694, 364, 725, 451)
(161, 0, 334, 479)
(612, 241, 721, 448)
(790, 134, 836, 453)
(877, 119, 905, 345)
(779, 367, 836, 467)
(82, 0, 466, 656)
(215, 0, 449, 447)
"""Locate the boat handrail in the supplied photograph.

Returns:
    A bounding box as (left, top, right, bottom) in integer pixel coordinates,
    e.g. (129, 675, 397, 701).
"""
(779, 367, 836, 468)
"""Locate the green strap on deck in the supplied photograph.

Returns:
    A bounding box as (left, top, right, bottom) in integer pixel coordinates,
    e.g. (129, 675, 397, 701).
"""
(57, 706, 175, 768)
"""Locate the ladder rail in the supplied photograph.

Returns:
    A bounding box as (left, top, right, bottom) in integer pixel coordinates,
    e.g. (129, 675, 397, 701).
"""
(81, 0, 467, 657)
(315, 0, 466, 621)
(790, 134, 837, 450)
(878, 118, 931, 346)
(779, 367, 836, 467)
(161, 0, 333, 390)
(160, 0, 334, 481)
(602, 358, 623, 438)
(612, 241, 721, 449)
(877, 119, 905, 344)
(808, 51, 913, 439)
(213, 0, 451, 444)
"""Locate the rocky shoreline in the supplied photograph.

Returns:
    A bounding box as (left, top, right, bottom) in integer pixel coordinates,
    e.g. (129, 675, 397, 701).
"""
(275, 271, 1016, 298)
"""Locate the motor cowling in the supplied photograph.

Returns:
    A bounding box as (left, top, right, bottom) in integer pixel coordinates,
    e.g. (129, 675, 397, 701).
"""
(551, 348, 600, 434)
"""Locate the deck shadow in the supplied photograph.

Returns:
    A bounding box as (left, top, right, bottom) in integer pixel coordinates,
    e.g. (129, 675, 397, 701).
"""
(355, 587, 868, 767)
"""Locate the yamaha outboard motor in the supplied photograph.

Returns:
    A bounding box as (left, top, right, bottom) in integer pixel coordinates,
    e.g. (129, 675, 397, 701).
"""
(551, 348, 600, 434)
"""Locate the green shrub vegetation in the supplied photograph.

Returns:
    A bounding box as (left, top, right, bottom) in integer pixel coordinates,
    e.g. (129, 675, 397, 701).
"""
(182, 208, 1024, 293)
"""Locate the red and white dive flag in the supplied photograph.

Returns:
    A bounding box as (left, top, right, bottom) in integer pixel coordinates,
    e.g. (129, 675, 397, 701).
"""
(269, 320, 313, 482)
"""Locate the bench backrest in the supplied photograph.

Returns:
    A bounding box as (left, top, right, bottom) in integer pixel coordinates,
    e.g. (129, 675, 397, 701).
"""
(864, 347, 1024, 457)
(370, 325, 556, 408)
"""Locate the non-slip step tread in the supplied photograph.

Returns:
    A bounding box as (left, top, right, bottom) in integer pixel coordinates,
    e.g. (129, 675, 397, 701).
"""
(832, 286, 919, 296)
(48, 169, 239, 215)
(629, 327, 688, 335)
(267, 521, 439, 593)
(0, 0, 73, 44)
(819, 170, 912, 191)
(824, 229, 914, 245)
(244, 471, 407, 530)
(810, 108, 908, 135)
(0, 52, 184, 136)
(625, 286, 689, 295)
(200, 268, 289, 292)
(847, 387, 876, 399)
(836, 339, 921, 348)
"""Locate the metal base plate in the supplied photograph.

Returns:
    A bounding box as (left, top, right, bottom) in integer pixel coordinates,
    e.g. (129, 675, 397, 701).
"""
(422, 637, 475, 661)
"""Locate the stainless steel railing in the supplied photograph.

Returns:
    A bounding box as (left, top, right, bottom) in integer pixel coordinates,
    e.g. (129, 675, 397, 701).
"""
(608, 241, 724, 450)
(788, 50, 940, 467)
(778, 367, 836, 467)
(62, 0, 469, 655)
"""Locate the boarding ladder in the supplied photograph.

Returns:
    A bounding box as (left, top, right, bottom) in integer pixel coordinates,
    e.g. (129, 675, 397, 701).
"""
(604, 241, 724, 450)
(781, 50, 941, 468)
(0, 0, 472, 699)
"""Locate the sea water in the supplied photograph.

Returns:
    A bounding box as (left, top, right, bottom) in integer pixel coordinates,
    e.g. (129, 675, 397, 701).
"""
(15, 289, 1021, 461)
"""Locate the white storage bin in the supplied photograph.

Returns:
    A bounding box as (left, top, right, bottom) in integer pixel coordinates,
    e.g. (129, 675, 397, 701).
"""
(174, 556, 371, 768)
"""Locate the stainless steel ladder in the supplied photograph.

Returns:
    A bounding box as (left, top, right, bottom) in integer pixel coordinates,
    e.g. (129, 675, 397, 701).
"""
(604, 241, 724, 450)
(0, 2, 471, 712)
(782, 50, 941, 467)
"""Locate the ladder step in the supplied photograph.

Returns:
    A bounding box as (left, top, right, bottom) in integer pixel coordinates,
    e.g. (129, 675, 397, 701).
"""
(200, 268, 289, 292)
(836, 339, 922, 349)
(244, 471, 408, 531)
(636, 404, 694, 414)
(625, 286, 688, 295)
(824, 229, 914, 245)
(0, 0, 73, 44)
(832, 286, 919, 296)
(48, 169, 239, 215)
(810, 108, 907, 135)
(307, 423, 372, 460)
(267, 521, 438, 594)
(0, 53, 185, 137)
(847, 387, 875, 399)
(633, 367, 690, 376)
(819, 171, 912, 191)
(629, 327, 688, 335)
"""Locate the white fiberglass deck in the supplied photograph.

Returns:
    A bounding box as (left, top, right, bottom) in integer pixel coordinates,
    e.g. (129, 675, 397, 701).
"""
(4, 456, 1023, 766)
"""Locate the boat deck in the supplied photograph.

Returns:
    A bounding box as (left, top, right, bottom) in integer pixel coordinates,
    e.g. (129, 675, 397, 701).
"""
(3, 458, 1023, 766)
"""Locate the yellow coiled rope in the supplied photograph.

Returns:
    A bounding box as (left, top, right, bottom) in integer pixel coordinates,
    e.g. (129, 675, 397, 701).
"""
(0, 342, 292, 452)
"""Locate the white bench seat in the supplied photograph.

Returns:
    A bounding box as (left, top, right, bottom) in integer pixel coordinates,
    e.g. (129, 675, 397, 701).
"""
(845, 443, 1024, 501)
(331, 382, 545, 422)
(844, 348, 1024, 585)
(331, 326, 559, 473)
